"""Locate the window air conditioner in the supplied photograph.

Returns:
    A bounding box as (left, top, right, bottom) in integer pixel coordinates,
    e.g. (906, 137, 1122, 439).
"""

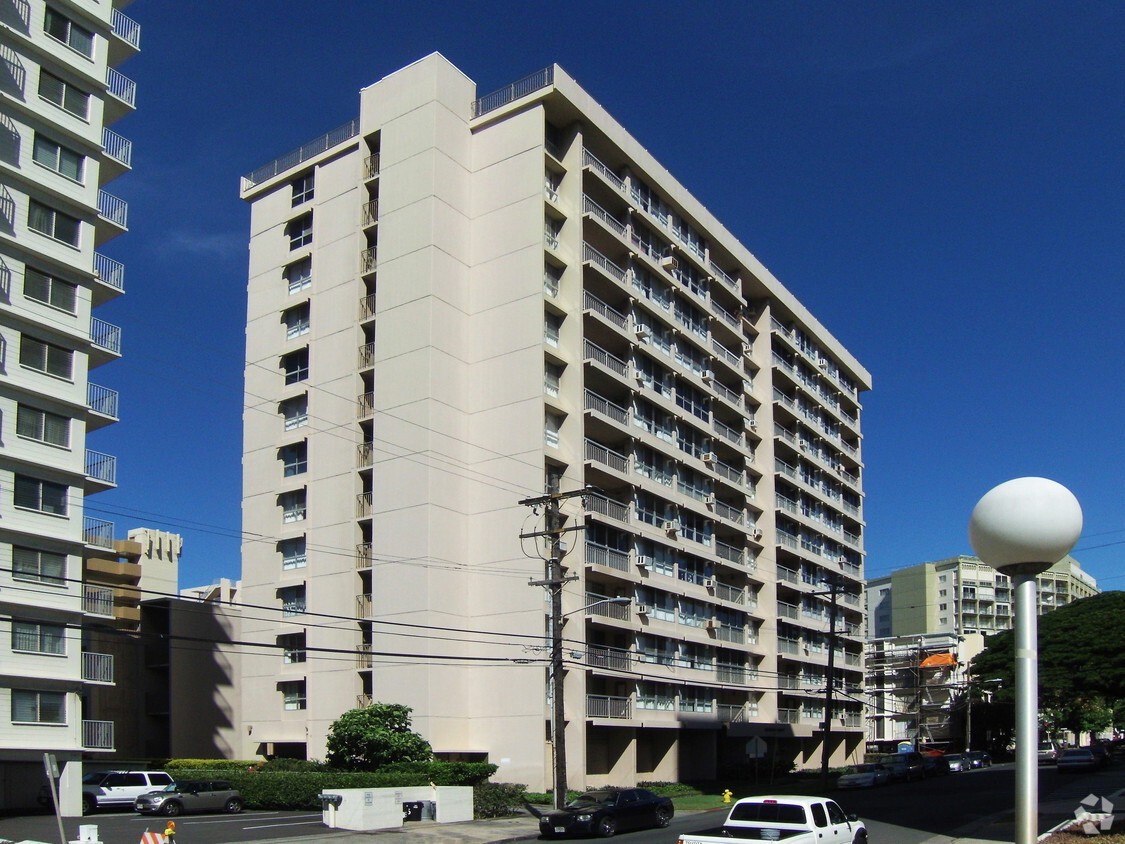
(636, 558, 650, 570)
(635, 604, 649, 615)
(659, 254, 678, 271)
(707, 618, 722, 630)
(703, 494, 715, 506)
(749, 419, 758, 429)
(636, 325, 651, 340)
(752, 529, 764, 541)
(663, 521, 679, 536)
(703, 578, 715, 588)
(702, 452, 715, 464)
(702, 370, 713, 382)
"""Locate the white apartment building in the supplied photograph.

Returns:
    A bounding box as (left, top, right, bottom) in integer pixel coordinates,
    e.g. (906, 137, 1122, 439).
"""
(0, 0, 138, 812)
(239, 54, 870, 789)
(866, 555, 1098, 639)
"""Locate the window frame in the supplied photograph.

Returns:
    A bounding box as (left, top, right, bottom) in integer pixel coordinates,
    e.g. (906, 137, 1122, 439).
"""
(32, 133, 85, 182)
(279, 536, 307, 570)
(11, 689, 66, 724)
(280, 442, 307, 477)
(37, 69, 89, 119)
(280, 394, 309, 430)
(279, 489, 307, 523)
(16, 404, 71, 448)
(291, 173, 314, 207)
(279, 585, 306, 617)
(283, 302, 310, 339)
(12, 546, 66, 585)
(44, 7, 94, 57)
(287, 213, 313, 250)
(285, 257, 312, 294)
(11, 620, 66, 655)
(281, 348, 309, 385)
(279, 679, 307, 710)
(23, 266, 78, 313)
(278, 632, 306, 664)
(13, 474, 69, 516)
(28, 200, 81, 247)
(19, 334, 74, 380)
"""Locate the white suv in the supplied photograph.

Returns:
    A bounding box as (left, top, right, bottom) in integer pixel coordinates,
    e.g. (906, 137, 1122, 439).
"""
(83, 771, 173, 814)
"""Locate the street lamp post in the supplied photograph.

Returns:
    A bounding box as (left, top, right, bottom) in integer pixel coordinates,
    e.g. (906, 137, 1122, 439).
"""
(969, 477, 1082, 844)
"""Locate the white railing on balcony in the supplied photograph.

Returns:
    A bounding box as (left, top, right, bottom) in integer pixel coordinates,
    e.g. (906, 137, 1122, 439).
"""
(715, 540, 743, 565)
(587, 645, 631, 671)
(87, 383, 119, 419)
(778, 602, 799, 620)
(82, 720, 114, 750)
(358, 341, 375, 368)
(360, 246, 377, 274)
(359, 293, 376, 320)
(587, 694, 630, 719)
(584, 390, 629, 425)
(586, 493, 630, 524)
(82, 652, 114, 683)
(583, 195, 627, 237)
(714, 501, 743, 525)
(582, 243, 628, 283)
(355, 593, 372, 618)
(243, 118, 360, 188)
(361, 199, 379, 227)
(712, 300, 741, 331)
(715, 582, 744, 605)
(83, 517, 114, 549)
(355, 542, 372, 568)
(355, 492, 372, 518)
(106, 68, 135, 108)
(712, 459, 743, 485)
(711, 380, 741, 408)
(713, 418, 741, 445)
(585, 542, 630, 572)
(97, 190, 127, 229)
(714, 624, 745, 644)
(93, 252, 124, 291)
(364, 153, 380, 178)
(111, 9, 141, 49)
(356, 442, 373, 467)
(583, 290, 628, 329)
(582, 149, 626, 192)
(90, 317, 122, 355)
(85, 450, 116, 485)
(84, 585, 114, 616)
(709, 262, 738, 290)
(584, 439, 628, 474)
(101, 128, 132, 169)
(472, 66, 553, 117)
(582, 339, 628, 376)
(358, 392, 374, 417)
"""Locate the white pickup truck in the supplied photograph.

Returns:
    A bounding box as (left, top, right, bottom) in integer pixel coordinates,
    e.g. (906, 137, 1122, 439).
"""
(676, 794, 868, 844)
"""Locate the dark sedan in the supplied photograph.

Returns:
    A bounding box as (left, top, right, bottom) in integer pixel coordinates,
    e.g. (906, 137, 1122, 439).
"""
(536, 788, 673, 837)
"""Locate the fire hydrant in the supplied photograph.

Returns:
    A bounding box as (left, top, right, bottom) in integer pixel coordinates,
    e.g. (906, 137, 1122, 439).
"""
(164, 820, 176, 843)
(722, 789, 733, 804)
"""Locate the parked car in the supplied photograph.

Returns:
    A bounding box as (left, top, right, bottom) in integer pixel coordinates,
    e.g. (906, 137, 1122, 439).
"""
(837, 764, 890, 789)
(922, 755, 950, 777)
(1038, 741, 1058, 764)
(1086, 744, 1110, 768)
(676, 795, 866, 844)
(944, 753, 967, 773)
(135, 780, 242, 816)
(1057, 748, 1100, 773)
(83, 771, 174, 814)
(878, 752, 925, 782)
(535, 788, 673, 837)
(966, 751, 992, 769)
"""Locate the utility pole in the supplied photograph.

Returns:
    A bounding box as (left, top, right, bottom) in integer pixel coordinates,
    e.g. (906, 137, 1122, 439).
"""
(818, 575, 840, 791)
(520, 486, 588, 810)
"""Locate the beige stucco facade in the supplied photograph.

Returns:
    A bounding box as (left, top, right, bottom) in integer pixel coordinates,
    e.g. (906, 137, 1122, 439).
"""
(239, 54, 871, 789)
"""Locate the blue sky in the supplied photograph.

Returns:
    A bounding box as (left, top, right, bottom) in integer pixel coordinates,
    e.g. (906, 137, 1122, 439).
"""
(90, 1, 1125, 592)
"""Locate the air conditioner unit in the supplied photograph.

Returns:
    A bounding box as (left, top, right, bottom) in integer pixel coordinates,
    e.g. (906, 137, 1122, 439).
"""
(635, 604, 649, 615)
(748, 419, 758, 429)
(702, 370, 713, 382)
(659, 254, 678, 271)
(752, 529, 764, 541)
(636, 325, 651, 340)
(707, 618, 722, 630)
(701, 452, 715, 464)
(663, 521, 679, 536)
(703, 578, 715, 588)
(636, 559, 650, 570)
(703, 494, 715, 506)
(818, 358, 830, 370)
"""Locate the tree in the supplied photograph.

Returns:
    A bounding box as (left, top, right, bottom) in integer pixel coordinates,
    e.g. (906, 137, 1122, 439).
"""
(970, 591, 1125, 741)
(325, 703, 432, 771)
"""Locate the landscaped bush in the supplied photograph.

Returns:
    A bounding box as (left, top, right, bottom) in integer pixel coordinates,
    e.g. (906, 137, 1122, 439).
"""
(639, 781, 703, 797)
(473, 782, 527, 818)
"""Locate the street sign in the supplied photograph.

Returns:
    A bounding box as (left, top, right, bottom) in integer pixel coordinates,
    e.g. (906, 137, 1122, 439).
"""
(746, 737, 768, 759)
(43, 752, 58, 779)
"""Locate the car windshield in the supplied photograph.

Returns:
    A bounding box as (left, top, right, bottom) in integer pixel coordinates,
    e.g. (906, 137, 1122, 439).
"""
(848, 765, 875, 773)
(568, 791, 616, 807)
(82, 772, 108, 785)
(163, 782, 195, 792)
(946, 754, 963, 761)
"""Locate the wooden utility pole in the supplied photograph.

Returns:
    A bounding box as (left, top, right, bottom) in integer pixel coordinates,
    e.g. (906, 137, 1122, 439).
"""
(818, 575, 840, 791)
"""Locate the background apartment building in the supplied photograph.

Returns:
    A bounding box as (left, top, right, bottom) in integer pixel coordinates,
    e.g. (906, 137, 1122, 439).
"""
(866, 555, 1098, 639)
(0, 0, 138, 811)
(239, 54, 870, 790)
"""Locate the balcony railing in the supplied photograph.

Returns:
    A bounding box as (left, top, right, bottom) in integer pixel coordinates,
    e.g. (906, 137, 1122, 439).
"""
(243, 118, 360, 188)
(82, 719, 114, 750)
(582, 243, 627, 283)
(472, 66, 553, 118)
(582, 339, 628, 377)
(587, 645, 631, 671)
(360, 246, 377, 274)
(583, 290, 628, 329)
(94, 253, 125, 291)
(90, 317, 122, 355)
(358, 392, 374, 417)
(85, 450, 117, 486)
(585, 542, 630, 572)
(584, 439, 628, 474)
(357, 341, 375, 368)
(584, 390, 629, 425)
(356, 542, 372, 568)
(355, 593, 372, 618)
(587, 694, 630, 720)
(361, 199, 379, 227)
(356, 492, 372, 518)
(84, 585, 114, 616)
(101, 128, 132, 169)
(83, 517, 114, 549)
(586, 493, 629, 524)
(97, 190, 128, 229)
(106, 68, 135, 108)
(359, 293, 376, 320)
(355, 645, 373, 669)
(82, 651, 114, 684)
(364, 154, 380, 179)
(582, 149, 626, 193)
(87, 383, 119, 420)
(111, 9, 141, 49)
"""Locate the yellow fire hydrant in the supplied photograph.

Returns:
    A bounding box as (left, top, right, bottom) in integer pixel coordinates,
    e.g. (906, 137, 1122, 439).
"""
(722, 789, 733, 804)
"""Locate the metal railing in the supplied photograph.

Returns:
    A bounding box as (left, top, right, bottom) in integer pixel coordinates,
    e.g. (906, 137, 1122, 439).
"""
(584, 439, 628, 473)
(83, 517, 114, 549)
(583, 243, 627, 282)
(106, 68, 135, 108)
(355, 492, 372, 518)
(582, 149, 626, 192)
(583, 290, 628, 329)
(94, 252, 124, 291)
(97, 190, 128, 228)
(586, 493, 630, 523)
(85, 450, 117, 485)
(587, 694, 630, 720)
(587, 645, 631, 671)
(472, 66, 554, 118)
(356, 543, 372, 568)
(359, 293, 376, 320)
(585, 542, 630, 572)
(82, 652, 114, 683)
(361, 199, 379, 227)
(360, 246, 377, 274)
(582, 339, 628, 376)
(82, 720, 114, 750)
(364, 154, 380, 178)
(101, 128, 132, 169)
(243, 118, 360, 188)
(111, 9, 141, 49)
(584, 390, 629, 425)
(88, 383, 119, 419)
(90, 317, 122, 355)
(84, 585, 114, 616)
(357, 341, 375, 368)
(583, 196, 627, 237)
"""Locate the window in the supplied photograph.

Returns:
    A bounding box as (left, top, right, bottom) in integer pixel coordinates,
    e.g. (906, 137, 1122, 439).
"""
(280, 442, 307, 477)
(11, 620, 65, 655)
(284, 259, 312, 297)
(14, 475, 68, 516)
(280, 395, 308, 430)
(33, 133, 85, 182)
(283, 302, 310, 339)
(279, 585, 305, 617)
(11, 690, 65, 724)
(279, 489, 306, 523)
(23, 267, 77, 312)
(281, 348, 309, 384)
(37, 70, 89, 118)
(280, 536, 306, 570)
(544, 217, 561, 249)
(278, 633, 306, 664)
(12, 546, 65, 584)
(16, 405, 70, 447)
(544, 411, 562, 448)
(291, 173, 314, 206)
(279, 680, 307, 710)
(19, 335, 73, 379)
(544, 263, 561, 298)
(44, 8, 94, 56)
(544, 311, 561, 347)
(544, 362, 562, 397)
(287, 213, 312, 250)
(28, 201, 80, 246)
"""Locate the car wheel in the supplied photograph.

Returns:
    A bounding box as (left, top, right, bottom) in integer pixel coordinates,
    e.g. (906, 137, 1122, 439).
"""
(82, 794, 96, 815)
(596, 816, 616, 837)
(655, 807, 672, 828)
(225, 797, 243, 814)
(161, 801, 182, 817)
(853, 831, 868, 844)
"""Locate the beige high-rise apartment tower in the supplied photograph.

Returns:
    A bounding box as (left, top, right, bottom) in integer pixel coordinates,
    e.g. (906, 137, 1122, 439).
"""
(239, 54, 871, 789)
(0, 0, 138, 812)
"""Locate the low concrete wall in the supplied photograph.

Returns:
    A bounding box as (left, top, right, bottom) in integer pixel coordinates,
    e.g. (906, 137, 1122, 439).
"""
(320, 785, 473, 831)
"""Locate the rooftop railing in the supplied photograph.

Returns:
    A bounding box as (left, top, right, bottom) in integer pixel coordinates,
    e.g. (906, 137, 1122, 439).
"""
(242, 118, 360, 188)
(472, 66, 554, 118)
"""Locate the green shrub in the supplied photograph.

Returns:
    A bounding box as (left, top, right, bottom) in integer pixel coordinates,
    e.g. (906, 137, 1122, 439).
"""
(164, 759, 261, 772)
(639, 781, 702, 797)
(473, 782, 527, 818)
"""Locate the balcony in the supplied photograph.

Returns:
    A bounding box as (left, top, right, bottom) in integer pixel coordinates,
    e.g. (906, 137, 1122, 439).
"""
(83, 517, 114, 550)
(100, 128, 132, 183)
(92, 253, 125, 303)
(355, 644, 372, 669)
(89, 317, 122, 366)
(355, 542, 372, 568)
(82, 652, 114, 684)
(364, 154, 380, 179)
(585, 541, 629, 573)
(356, 441, 373, 468)
(360, 246, 377, 275)
(82, 719, 114, 751)
(95, 190, 128, 244)
(85, 449, 117, 492)
(587, 645, 632, 672)
(87, 383, 119, 430)
(109, 9, 141, 62)
(359, 293, 376, 321)
(357, 341, 375, 369)
(587, 694, 630, 720)
(356, 492, 372, 518)
(355, 593, 372, 618)
(104, 68, 136, 124)
(361, 199, 378, 227)
(83, 585, 114, 617)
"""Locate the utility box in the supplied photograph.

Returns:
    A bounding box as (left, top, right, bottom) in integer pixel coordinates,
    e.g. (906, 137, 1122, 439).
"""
(403, 801, 424, 822)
